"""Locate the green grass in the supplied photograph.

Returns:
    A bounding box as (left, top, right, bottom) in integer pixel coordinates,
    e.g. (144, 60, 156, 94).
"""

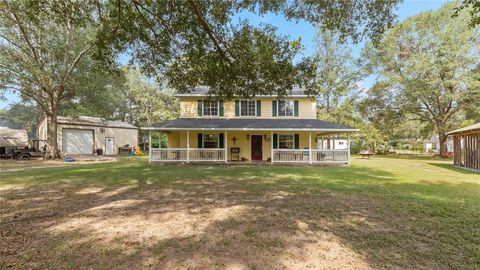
(1, 155, 479, 269)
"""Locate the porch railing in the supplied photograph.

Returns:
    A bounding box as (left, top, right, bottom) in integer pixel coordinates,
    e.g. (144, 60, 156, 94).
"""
(151, 148, 225, 162)
(272, 149, 349, 164)
(151, 148, 349, 164)
(189, 148, 225, 162)
(311, 149, 349, 163)
(150, 148, 187, 162)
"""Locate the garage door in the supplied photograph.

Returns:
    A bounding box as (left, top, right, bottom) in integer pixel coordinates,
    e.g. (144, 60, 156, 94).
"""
(62, 129, 94, 155)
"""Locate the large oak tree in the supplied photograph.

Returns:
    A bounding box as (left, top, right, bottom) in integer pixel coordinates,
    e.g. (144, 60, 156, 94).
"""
(362, 3, 480, 156)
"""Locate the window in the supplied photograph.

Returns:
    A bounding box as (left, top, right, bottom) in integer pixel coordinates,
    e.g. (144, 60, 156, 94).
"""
(202, 101, 219, 116)
(203, 134, 219, 148)
(240, 100, 256, 116)
(278, 100, 294, 116)
(278, 135, 294, 149)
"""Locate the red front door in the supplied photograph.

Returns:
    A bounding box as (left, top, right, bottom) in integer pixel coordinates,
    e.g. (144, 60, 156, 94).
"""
(251, 135, 263, 161)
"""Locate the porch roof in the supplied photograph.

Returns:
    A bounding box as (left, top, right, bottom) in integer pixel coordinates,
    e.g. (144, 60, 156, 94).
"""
(142, 118, 358, 132)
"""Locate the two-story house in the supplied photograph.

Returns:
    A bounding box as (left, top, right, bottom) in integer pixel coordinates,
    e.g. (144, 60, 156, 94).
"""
(142, 86, 358, 164)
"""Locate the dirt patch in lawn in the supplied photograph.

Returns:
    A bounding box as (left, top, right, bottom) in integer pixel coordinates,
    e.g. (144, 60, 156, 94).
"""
(0, 176, 461, 269)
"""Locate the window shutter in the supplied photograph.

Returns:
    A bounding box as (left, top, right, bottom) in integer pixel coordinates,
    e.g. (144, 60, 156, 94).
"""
(219, 133, 224, 148)
(219, 101, 224, 116)
(197, 100, 203, 116)
(235, 100, 240, 116)
(272, 100, 277, 117)
(273, 133, 278, 149)
(256, 100, 261, 117)
(197, 133, 203, 148)
(294, 134, 299, 149)
(294, 100, 299, 117)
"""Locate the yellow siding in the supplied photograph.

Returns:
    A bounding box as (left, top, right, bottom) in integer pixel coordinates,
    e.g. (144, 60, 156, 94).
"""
(179, 97, 198, 118)
(166, 131, 317, 162)
(178, 97, 317, 119)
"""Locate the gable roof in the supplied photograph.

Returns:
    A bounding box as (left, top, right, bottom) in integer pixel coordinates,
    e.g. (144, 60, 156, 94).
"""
(447, 123, 480, 135)
(143, 118, 358, 132)
(175, 86, 308, 97)
(56, 116, 137, 129)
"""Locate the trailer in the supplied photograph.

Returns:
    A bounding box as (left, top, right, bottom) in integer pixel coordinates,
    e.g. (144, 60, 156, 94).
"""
(0, 127, 29, 158)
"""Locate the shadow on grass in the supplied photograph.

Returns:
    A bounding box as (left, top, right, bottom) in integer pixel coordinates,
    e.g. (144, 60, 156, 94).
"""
(427, 162, 480, 175)
(1, 158, 479, 269)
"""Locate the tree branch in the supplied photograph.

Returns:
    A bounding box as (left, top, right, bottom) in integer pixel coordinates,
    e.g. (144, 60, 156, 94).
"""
(186, 0, 232, 64)
(4, 1, 43, 67)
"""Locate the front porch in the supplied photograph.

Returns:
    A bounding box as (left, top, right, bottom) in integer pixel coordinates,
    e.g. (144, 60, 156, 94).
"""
(147, 130, 351, 165)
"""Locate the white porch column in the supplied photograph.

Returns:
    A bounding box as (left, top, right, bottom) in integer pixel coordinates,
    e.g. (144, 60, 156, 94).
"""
(309, 131, 312, 165)
(186, 130, 190, 163)
(347, 136, 351, 165)
(148, 130, 152, 163)
(271, 131, 274, 164)
(225, 131, 228, 163)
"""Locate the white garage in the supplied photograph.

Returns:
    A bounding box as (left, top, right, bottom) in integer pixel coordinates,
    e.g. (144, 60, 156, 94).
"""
(62, 129, 94, 155)
(37, 116, 138, 155)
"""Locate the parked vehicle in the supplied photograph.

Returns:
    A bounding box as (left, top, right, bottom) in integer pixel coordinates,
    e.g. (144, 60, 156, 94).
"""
(12, 139, 46, 160)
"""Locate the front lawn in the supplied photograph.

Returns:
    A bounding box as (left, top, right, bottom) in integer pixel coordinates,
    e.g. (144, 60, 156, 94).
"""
(1, 156, 479, 269)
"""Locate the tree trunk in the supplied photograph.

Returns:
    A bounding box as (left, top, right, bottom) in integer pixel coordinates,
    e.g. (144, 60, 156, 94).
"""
(438, 131, 448, 158)
(45, 87, 61, 159)
(45, 112, 60, 159)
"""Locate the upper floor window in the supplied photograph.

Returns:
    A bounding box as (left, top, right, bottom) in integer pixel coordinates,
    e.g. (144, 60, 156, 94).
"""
(272, 100, 298, 117)
(235, 100, 261, 117)
(278, 100, 294, 116)
(240, 100, 256, 116)
(198, 100, 223, 117)
(203, 101, 218, 116)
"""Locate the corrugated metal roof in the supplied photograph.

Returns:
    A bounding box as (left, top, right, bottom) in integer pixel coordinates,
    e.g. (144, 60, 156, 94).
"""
(175, 86, 308, 97)
(0, 127, 28, 147)
(144, 118, 358, 132)
(447, 123, 480, 135)
(57, 116, 137, 129)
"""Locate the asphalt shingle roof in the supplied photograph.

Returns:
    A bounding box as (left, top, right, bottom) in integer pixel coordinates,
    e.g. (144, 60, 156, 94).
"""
(145, 118, 357, 132)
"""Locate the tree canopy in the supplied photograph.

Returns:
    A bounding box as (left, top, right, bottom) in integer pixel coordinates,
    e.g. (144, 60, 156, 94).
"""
(361, 3, 480, 155)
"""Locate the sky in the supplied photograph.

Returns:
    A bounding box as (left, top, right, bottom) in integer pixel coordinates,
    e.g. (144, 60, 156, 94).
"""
(0, 0, 450, 109)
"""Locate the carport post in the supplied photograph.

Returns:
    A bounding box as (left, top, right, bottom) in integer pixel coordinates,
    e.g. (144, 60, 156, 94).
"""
(148, 130, 152, 163)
